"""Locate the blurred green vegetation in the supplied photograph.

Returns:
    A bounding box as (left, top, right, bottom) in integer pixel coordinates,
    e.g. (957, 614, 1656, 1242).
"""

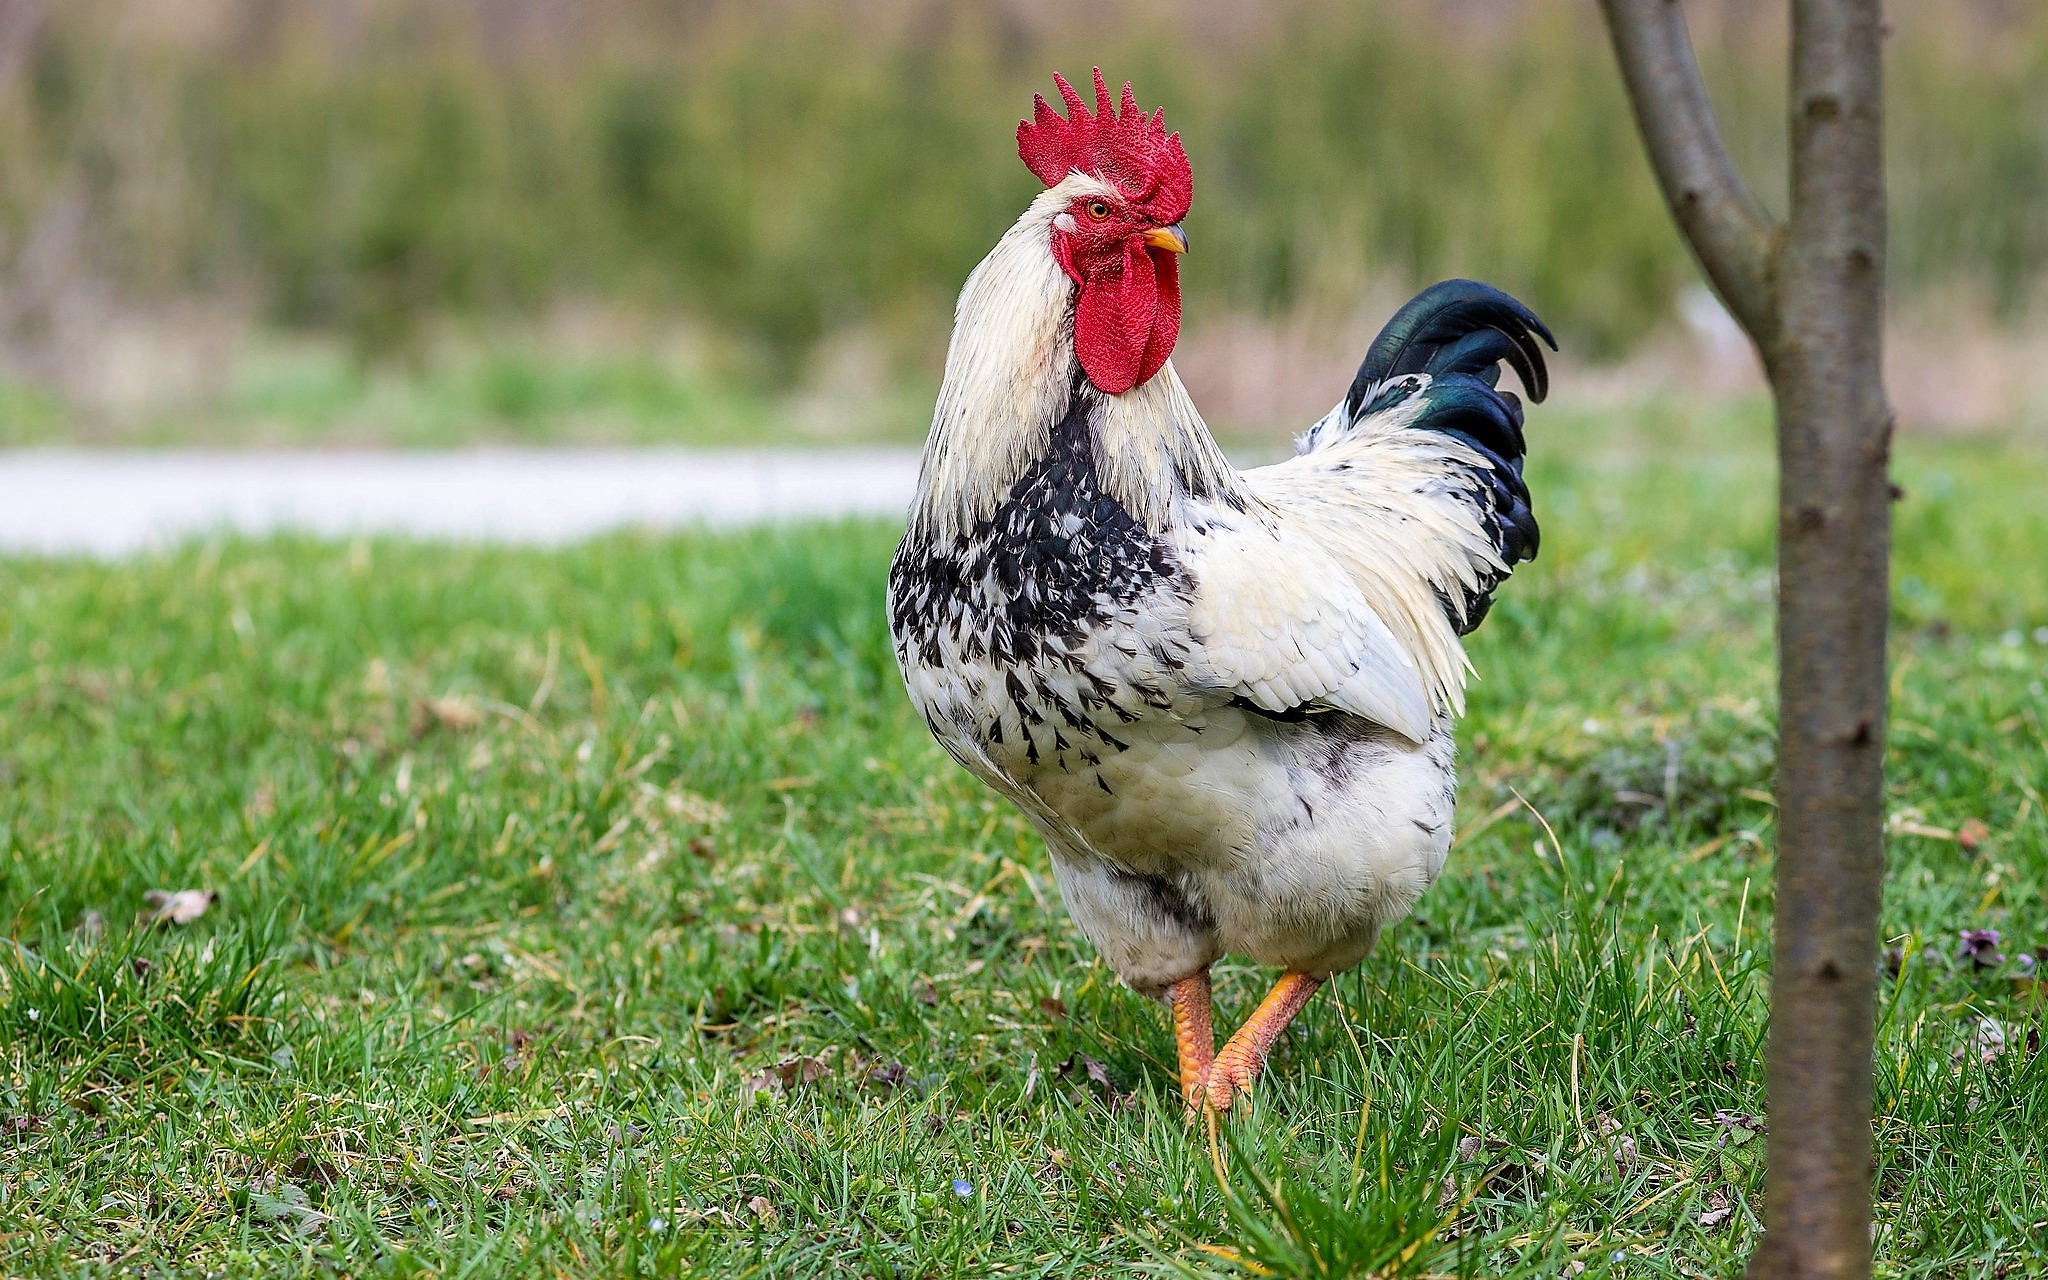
(1, 0, 2043, 389)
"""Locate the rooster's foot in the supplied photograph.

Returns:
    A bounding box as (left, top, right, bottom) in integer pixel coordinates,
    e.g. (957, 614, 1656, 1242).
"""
(1169, 971, 1216, 1113)
(1197, 971, 1324, 1114)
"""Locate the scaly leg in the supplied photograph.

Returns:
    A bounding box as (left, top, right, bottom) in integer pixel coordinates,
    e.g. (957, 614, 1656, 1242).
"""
(1203, 971, 1324, 1112)
(1168, 971, 1216, 1111)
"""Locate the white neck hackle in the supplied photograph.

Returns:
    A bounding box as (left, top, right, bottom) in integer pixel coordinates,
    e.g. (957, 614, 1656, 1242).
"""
(907, 175, 1240, 543)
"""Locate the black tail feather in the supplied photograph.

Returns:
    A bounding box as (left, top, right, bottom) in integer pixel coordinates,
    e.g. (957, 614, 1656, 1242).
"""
(1343, 279, 1555, 418)
(1343, 279, 1554, 635)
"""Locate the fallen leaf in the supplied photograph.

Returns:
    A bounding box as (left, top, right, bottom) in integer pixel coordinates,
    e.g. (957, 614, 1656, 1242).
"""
(741, 1054, 832, 1101)
(746, 1195, 777, 1226)
(1037, 996, 1068, 1020)
(141, 889, 217, 927)
(1700, 1205, 1735, 1229)
(412, 696, 483, 736)
(1955, 1017, 2010, 1067)
(1594, 1114, 1637, 1173)
(660, 787, 727, 825)
(1055, 1052, 1117, 1101)
(865, 1061, 910, 1092)
(912, 980, 939, 1007)
(288, 1152, 340, 1189)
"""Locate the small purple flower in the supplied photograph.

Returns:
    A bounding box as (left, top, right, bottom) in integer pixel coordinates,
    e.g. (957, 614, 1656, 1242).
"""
(951, 1178, 973, 1199)
(1957, 929, 2005, 968)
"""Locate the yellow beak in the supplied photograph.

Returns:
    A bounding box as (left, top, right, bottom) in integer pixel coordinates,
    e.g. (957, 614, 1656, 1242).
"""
(1142, 223, 1189, 255)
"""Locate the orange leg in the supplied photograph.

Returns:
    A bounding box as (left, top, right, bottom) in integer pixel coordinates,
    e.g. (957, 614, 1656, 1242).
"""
(1203, 971, 1324, 1112)
(1168, 971, 1216, 1111)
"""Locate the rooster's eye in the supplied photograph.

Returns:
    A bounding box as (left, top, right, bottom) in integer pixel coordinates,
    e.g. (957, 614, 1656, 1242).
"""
(1086, 201, 1110, 219)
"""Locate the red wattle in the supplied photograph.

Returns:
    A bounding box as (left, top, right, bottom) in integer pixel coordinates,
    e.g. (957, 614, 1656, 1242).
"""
(1074, 242, 1181, 395)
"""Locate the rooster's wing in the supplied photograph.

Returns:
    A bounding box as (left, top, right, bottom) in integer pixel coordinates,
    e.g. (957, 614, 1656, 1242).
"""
(1177, 281, 1553, 744)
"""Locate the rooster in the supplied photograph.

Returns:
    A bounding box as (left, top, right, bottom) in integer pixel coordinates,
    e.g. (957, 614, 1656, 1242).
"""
(887, 70, 1552, 1113)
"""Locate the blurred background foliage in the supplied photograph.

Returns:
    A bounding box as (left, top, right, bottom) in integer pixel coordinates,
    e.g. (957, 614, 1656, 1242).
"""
(0, 0, 2044, 440)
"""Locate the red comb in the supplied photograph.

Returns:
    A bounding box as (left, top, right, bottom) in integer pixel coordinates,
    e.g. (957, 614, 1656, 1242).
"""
(1016, 68, 1191, 223)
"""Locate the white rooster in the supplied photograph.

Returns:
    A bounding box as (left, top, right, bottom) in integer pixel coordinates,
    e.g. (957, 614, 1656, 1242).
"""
(887, 70, 1552, 1112)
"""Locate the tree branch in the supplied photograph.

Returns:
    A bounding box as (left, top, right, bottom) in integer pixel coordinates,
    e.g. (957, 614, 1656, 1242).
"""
(1598, 0, 1781, 345)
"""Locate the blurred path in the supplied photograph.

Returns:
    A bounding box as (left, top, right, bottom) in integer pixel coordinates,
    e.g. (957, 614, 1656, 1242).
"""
(0, 449, 923, 556)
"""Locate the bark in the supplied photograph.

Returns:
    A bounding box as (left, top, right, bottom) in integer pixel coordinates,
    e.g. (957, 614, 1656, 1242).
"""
(1596, 0, 1780, 341)
(1597, 3, 1890, 1277)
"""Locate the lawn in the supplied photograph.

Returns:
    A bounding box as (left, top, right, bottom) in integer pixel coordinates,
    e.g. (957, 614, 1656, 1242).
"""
(2, 408, 2045, 1277)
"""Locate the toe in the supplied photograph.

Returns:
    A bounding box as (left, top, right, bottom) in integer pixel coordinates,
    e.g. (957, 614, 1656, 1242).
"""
(1203, 1059, 1252, 1112)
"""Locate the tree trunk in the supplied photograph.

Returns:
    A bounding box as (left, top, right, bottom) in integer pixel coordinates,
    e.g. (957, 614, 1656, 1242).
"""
(1596, 2, 1890, 1276)
(1749, 3, 1890, 1274)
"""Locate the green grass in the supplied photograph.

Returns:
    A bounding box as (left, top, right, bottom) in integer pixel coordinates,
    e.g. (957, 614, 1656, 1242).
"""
(2, 416, 2046, 1276)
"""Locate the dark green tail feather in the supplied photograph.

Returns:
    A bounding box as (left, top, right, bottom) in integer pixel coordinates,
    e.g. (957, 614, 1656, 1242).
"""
(1343, 279, 1555, 416)
(1338, 279, 1555, 634)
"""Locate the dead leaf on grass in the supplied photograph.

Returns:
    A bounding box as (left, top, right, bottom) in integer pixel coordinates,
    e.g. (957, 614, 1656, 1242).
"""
(741, 1054, 831, 1101)
(1955, 1017, 2012, 1068)
(746, 1194, 777, 1226)
(843, 1048, 911, 1093)
(412, 696, 483, 736)
(1594, 1114, 1637, 1174)
(773, 1055, 829, 1087)
(140, 889, 217, 927)
(288, 1152, 341, 1189)
(1700, 1190, 1736, 1229)
(1055, 1052, 1118, 1102)
(659, 787, 726, 826)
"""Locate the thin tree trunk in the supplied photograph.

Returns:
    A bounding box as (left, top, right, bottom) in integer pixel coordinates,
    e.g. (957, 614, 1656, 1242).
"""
(1750, 2, 1889, 1274)
(1595, 2, 1890, 1276)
